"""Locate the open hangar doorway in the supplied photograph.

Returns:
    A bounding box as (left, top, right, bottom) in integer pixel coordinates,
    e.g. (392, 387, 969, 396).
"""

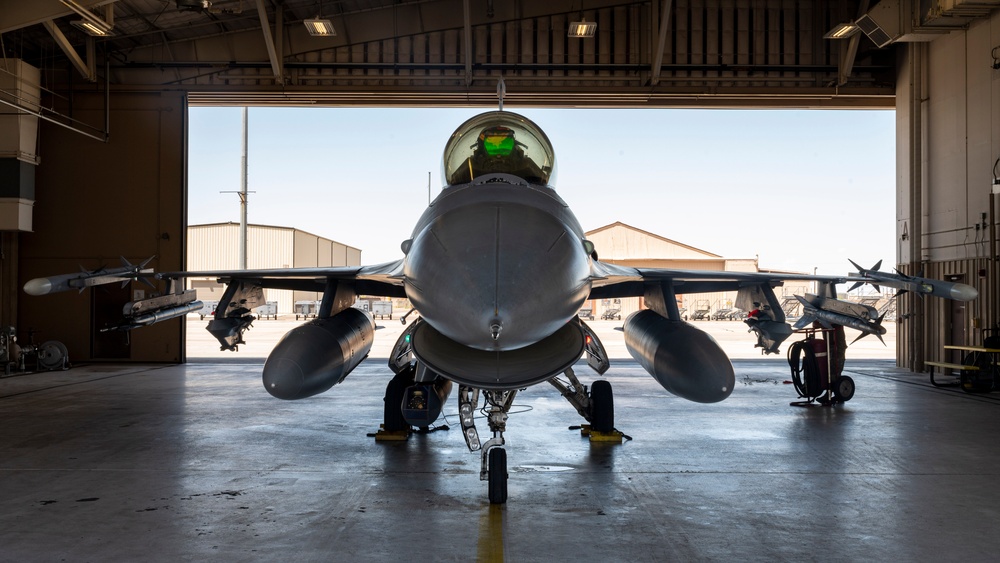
(182, 104, 898, 362)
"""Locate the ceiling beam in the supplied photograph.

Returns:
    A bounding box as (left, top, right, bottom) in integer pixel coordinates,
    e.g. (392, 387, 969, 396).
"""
(463, 0, 473, 86)
(0, 0, 115, 34)
(42, 20, 95, 81)
(838, 0, 870, 86)
(253, 0, 283, 82)
(650, 0, 673, 86)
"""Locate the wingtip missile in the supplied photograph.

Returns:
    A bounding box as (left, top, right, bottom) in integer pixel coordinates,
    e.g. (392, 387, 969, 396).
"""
(23, 257, 156, 296)
(848, 259, 977, 302)
(23, 277, 55, 296)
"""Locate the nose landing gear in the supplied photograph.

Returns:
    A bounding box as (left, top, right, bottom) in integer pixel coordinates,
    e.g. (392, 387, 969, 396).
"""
(458, 385, 516, 504)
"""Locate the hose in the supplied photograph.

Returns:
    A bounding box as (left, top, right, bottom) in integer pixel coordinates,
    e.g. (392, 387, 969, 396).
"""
(787, 339, 821, 399)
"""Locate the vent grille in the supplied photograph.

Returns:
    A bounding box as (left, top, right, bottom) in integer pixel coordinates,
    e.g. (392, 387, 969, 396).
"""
(856, 14, 894, 48)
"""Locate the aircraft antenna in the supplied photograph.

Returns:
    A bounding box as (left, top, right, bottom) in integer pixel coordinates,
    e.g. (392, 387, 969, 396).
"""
(497, 76, 506, 111)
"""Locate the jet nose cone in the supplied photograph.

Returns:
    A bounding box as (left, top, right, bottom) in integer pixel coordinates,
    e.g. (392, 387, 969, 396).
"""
(950, 284, 978, 301)
(404, 201, 591, 351)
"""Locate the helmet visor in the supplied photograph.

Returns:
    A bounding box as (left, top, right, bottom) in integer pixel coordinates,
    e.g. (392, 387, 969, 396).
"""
(481, 127, 515, 156)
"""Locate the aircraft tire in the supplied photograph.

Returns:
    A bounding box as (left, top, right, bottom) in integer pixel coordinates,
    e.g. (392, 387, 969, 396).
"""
(833, 375, 855, 402)
(590, 380, 615, 433)
(383, 371, 411, 432)
(488, 448, 508, 504)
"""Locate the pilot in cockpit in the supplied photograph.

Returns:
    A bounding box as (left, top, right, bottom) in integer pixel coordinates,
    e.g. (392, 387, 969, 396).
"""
(450, 125, 547, 185)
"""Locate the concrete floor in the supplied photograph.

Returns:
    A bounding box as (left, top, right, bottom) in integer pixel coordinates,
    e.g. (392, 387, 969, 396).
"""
(2, 353, 998, 562)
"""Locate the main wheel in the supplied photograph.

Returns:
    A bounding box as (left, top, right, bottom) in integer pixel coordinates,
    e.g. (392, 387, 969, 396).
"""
(383, 371, 412, 432)
(488, 448, 507, 504)
(833, 375, 855, 402)
(590, 380, 615, 433)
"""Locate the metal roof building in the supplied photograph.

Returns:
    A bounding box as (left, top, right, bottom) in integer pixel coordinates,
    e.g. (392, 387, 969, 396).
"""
(583, 222, 814, 321)
(187, 222, 361, 315)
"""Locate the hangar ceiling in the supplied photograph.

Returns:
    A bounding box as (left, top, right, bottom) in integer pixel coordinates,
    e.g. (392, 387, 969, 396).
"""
(0, 0, 906, 109)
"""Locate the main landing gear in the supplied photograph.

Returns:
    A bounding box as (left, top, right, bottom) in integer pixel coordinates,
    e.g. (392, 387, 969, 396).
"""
(549, 367, 623, 441)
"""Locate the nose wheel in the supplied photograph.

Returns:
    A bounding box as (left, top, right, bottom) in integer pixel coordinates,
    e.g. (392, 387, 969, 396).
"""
(487, 447, 507, 504)
(458, 386, 516, 504)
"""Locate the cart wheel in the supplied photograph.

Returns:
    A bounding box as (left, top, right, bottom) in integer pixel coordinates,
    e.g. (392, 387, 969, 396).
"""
(960, 353, 994, 393)
(833, 375, 855, 402)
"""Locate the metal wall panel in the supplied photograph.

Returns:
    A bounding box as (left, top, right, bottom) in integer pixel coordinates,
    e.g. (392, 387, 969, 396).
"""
(187, 224, 358, 314)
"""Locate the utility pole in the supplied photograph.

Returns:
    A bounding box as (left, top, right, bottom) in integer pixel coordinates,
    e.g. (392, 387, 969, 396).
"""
(221, 107, 254, 269)
(239, 106, 249, 269)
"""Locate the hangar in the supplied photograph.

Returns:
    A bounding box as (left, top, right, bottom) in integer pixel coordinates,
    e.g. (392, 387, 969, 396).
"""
(1, 1, 999, 560)
(188, 222, 362, 315)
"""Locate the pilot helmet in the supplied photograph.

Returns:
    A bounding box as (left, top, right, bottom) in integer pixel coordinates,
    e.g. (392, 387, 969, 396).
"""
(477, 126, 516, 157)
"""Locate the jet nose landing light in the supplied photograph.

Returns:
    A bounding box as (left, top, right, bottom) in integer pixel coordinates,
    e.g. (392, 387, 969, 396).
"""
(442, 111, 557, 187)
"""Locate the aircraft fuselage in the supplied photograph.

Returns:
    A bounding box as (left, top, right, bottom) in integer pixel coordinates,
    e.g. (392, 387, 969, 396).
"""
(402, 174, 592, 352)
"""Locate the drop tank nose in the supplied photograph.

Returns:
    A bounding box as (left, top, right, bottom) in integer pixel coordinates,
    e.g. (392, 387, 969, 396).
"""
(403, 201, 590, 351)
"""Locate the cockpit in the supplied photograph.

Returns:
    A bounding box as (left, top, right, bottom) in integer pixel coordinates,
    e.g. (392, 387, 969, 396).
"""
(442, 111, 557, 187)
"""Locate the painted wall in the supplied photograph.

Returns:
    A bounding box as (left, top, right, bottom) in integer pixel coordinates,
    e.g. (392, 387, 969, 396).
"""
(895, 16, 1000, 366)
(18, 91, 186, 362)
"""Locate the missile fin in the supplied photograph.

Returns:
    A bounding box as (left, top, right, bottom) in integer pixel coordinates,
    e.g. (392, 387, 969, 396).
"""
(792, 315, 815, 330)
(873, 314, 887, 346)
(848, 281, 864, 292)
(849, 259, 864, 272)
(850, 331, 869, 345)
(872, 259, 882, 272)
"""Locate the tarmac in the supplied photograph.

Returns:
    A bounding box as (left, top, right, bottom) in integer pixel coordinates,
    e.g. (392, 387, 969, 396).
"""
(3, 317, 999, 561)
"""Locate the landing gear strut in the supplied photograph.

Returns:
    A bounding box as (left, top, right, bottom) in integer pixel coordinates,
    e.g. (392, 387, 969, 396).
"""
(458, 385, 516, 504)
(549, 368, 623, 441)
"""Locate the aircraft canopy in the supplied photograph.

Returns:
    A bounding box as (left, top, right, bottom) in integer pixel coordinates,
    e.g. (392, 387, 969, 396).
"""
(442, 111, 556, 187)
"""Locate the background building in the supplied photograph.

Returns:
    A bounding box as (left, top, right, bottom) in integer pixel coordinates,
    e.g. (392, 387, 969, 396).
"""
(583, 222, 814, 321)
(187, 223, 361, 314)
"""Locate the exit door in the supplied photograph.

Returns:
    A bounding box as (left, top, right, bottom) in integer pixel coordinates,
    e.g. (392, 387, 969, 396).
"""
(91, 284, 131, 359)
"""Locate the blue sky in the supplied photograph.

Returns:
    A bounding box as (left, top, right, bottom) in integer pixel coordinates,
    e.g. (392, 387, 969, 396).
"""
(188, 107, 896, 276)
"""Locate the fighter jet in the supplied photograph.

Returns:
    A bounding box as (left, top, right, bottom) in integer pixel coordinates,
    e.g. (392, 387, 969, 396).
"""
(24, 110, 978, 504)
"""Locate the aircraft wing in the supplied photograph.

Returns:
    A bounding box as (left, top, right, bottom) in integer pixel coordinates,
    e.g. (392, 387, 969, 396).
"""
(158, 259, 407, 298)
(588, 260, 851, 299)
